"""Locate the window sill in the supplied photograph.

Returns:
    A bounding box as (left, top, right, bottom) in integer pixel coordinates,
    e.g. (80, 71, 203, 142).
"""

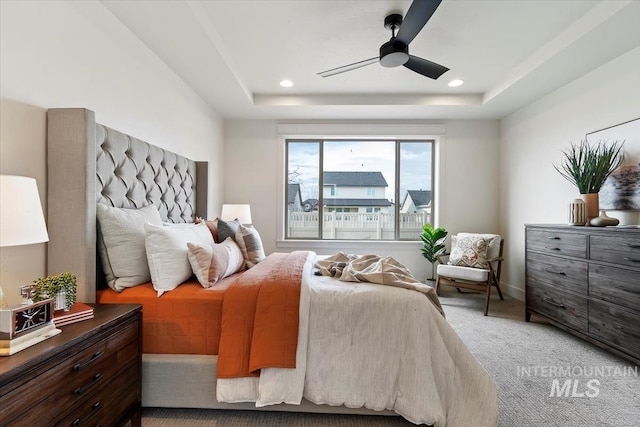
(276, 239, 421, 251)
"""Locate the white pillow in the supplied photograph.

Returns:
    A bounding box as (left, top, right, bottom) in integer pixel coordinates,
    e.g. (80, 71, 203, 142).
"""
(145, 222, 214, 296)
(187, 237, 245, 288)
(96, 204, 162, 291)
(235, 225, 266, 268)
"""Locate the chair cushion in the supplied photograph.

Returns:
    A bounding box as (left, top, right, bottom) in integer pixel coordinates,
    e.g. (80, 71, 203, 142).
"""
(438, 264, 489, 282)
(449, 233, 501, 269)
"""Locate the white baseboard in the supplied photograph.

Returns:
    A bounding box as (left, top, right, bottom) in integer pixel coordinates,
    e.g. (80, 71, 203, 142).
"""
(500, 281, 524, 301)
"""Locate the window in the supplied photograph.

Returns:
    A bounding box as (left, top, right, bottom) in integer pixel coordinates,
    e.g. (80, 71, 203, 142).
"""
(286, 139, 433, 240)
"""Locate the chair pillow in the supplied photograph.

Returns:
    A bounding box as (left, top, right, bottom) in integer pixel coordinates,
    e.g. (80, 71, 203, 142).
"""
(145, 222, 214, 296)
(235, 225, 266, 268)
(96, 203, 162, 291)
(449, 233, 499, 269)
(187, 238, 245, 288)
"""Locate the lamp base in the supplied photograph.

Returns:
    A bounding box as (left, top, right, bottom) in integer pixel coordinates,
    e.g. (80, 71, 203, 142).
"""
(0, 322, 61, 356)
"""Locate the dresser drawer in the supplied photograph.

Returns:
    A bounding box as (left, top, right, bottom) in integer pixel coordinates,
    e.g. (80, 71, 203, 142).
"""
(589, 300, 640, 358)
(590, 234, 640, 268)
(527, 229, 587, 258)
(590, 264, 640, 311)
(526, 251, 587, 295)
(0, 321, 139, 425)
(526, 279, 588, 331)
(55, 362, 139, 427)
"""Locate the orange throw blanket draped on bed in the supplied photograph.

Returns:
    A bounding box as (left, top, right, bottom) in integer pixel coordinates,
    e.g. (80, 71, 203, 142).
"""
(216, 251, 309, 379)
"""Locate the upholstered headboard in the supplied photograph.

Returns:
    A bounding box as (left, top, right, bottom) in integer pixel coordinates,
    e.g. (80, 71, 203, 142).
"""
(46, 108, 208, 303)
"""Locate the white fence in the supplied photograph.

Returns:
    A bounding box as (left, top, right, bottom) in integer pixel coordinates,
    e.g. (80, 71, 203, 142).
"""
(288, 211, 428, 239)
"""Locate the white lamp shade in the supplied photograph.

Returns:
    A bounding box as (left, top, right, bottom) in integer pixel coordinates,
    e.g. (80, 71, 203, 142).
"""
(0, 175, 49, 247)
(220, 204, 252, 224)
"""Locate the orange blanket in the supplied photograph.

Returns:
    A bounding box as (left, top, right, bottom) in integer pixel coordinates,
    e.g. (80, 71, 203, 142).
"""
(216, 251, 309, 379)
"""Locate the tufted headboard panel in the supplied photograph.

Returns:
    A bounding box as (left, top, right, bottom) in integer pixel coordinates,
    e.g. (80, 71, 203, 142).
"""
(95, 124, 196, 223)
(46, 108, 208, 303)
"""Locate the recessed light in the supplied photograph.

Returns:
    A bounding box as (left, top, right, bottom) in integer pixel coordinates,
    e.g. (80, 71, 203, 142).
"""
(280, 79, 294, 88)
(448, 79, 463, 87)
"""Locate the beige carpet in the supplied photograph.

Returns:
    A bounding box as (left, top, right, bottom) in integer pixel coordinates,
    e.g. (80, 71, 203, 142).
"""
(142, 288, 639, 426)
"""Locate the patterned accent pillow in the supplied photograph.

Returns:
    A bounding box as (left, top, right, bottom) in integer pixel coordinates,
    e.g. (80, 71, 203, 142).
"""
(187, 238, 245, 287)
(235, 225, 266, 268)
(448, 234, 492, 269)
(217, 218, 240, 242)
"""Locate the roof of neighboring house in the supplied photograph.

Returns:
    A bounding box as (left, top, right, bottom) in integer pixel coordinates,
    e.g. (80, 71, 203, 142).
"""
(406, 190, 432, 207)
(288, 183, 301, 204)
(323, 171, 388, 187)
(324, 198, 393, 207)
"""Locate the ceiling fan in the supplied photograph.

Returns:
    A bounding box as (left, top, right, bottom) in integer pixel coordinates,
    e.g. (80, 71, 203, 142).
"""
(317, 0, 449, 80)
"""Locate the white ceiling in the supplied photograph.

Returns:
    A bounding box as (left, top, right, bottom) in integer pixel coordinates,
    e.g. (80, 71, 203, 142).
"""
(101, 0, 640, 120)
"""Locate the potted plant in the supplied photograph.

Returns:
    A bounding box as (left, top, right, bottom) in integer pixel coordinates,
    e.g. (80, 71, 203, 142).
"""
(32, 272, 77, 311)
(420, 224, 448, 282)
(553, 140, 623, 222)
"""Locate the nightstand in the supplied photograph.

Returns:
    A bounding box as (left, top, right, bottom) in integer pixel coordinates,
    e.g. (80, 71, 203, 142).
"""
(0, 304, 142, 427)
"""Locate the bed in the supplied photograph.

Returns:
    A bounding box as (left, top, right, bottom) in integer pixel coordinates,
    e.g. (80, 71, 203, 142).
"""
(46, 108, 497, 426)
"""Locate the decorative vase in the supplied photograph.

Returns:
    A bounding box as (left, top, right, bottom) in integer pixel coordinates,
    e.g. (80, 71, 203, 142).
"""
(590, 210, 620, 227)
(581, 193, 599, 224)
(54, 289, 68, 311)
(568, 199, 587, 226)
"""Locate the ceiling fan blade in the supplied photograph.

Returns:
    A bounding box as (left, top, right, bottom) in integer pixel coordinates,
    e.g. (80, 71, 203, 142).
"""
(396, 0, 442, 46)
(317, 57, 379, 78)
(403, 55, 449, 79)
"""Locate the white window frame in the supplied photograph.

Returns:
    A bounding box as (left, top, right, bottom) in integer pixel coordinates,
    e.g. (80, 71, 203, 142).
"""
(276, 123, 447, 249)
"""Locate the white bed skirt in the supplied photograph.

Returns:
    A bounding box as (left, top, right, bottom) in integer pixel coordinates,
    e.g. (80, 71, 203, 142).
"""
(141, 353, 398, 416)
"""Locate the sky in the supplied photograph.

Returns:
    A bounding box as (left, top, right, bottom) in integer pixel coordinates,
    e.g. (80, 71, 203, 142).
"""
(288, 140, 432, 203)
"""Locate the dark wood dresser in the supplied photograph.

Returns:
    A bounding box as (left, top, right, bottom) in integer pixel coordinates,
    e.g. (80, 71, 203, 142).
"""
(525, 225, 640, 364)
(0, 304, 142, 427)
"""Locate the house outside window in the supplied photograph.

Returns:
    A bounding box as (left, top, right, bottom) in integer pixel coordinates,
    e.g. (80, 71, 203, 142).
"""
(286, 139, 433, 240)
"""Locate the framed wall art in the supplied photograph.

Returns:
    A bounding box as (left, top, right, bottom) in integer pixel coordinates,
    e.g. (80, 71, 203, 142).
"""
(586, 118, 640, 211)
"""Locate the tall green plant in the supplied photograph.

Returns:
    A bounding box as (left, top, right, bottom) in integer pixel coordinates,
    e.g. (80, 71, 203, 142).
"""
(420, 224, 448, 281)
(554, 140, 624, 194)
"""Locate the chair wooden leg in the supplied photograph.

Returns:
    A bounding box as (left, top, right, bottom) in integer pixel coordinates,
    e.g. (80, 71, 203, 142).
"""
(434, 276, 440, 295)
(483, 283, 492, 316)
(495, 281, 504, 300)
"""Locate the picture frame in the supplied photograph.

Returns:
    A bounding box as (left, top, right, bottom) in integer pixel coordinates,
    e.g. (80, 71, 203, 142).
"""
(586, 118, 640, 211)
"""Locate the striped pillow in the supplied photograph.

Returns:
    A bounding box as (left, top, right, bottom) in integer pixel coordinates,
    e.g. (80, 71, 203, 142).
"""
(235, 225, 266, 268)
(187, 238, 245, 287)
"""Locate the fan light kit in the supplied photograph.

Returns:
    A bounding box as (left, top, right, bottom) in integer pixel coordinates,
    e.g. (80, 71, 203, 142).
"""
(318, 0, 449, 80)
(280, 79, 294, 88)
(448, 79, 464, 87)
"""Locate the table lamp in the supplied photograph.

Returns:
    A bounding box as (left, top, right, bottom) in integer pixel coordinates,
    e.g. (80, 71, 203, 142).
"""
(0, 175, 60, 355)
(220, 204, 252, 225)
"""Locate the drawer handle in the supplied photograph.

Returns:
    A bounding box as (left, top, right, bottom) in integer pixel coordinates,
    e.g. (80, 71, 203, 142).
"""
(548, 247, 561, 251)
(543, 268, 566, 276)
(73, 350, 104, 371)
(623, 257, 640, 263)
(543, 298, 566, 309)
(73, 373, 103, 396)
(546, 236, 560, 240)
(71, 401, 102, 427)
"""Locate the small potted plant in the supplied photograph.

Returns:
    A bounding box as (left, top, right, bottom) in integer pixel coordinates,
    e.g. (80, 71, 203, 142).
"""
(554, 139, 623, 222)
(420, 224, 448, 283)
(32, 272, 77, 311)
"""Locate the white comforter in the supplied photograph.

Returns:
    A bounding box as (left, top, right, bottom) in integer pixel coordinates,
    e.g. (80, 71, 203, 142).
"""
(217, 252, 498, 426)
